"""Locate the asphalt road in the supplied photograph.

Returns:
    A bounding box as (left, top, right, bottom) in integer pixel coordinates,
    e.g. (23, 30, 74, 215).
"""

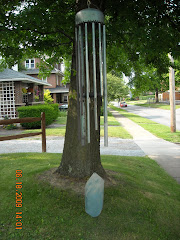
(113, 102, 180, 131)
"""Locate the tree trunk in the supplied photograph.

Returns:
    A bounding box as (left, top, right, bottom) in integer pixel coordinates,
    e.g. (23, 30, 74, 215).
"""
(155, 88, 159, 103)
(56, 0, 106, 179)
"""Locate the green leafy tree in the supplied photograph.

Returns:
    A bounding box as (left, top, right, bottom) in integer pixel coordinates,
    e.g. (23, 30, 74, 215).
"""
(129, 64, 164, 103)
(129, 57, 180, 102)
(174, 59, 180, 88)
(0, 0, 179, 178)
(62, 57, 71, 85)
(107, 73, 129, 102)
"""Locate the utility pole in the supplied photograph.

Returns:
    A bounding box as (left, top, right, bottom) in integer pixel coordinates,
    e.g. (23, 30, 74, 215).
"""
(168, 53, 176, 132)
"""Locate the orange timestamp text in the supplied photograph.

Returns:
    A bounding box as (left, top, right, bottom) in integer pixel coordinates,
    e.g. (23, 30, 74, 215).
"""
(16, 170, 23, 230)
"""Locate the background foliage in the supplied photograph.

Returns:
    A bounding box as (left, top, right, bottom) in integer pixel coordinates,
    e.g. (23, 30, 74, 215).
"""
(0, 0, 179, 78)
(107, 72, 129, 102)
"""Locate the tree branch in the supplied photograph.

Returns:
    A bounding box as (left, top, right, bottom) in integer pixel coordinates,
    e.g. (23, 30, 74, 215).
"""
(165, 14, 180, 32)
(18, 27, 73, 41)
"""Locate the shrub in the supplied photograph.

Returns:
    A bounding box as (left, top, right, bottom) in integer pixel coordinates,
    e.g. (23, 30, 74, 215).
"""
(44, 89, 54, 104)
(34, 95, 40, 102)
(139, 95, 155, 100)
(2, 116, 18, 130)
(17, 104, 59, 129)
(5, 124, 18, 130)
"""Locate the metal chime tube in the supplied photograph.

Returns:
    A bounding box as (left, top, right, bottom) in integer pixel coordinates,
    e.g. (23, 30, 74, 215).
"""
(80, 27, 86, 145)
(75, 27, 81, 141)
(78, 27, 83, 143)
(103, 24, 108, 147)
(75, 8, 108, 146)
(79, 25, 86, 145)
(78, 26, 82, 110)
(85, 23, 90, 143)
(99, 23, 103, 96)
(92, 22, 98, 130)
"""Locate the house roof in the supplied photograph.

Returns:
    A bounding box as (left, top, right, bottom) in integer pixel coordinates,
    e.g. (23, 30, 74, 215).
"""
(47, 86, 69, 94)
(0, 69, 51, 86)
(21, 68, 64, 76)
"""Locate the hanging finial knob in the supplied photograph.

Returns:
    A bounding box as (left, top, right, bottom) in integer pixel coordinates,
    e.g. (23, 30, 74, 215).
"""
(87, 0, 91, 8)
(75, 8, 104, 25)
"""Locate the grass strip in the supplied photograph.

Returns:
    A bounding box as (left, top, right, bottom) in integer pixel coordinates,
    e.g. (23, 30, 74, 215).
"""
(23, 127, 66, 136)
(23, 113, 131, 139)
(126, 101, 180, 110)
(54, 111, 67, 125)
(0, 153, 180, 240)
(110, 105, 180, 143)
(100, 116, 120, 126)
(55, 117, 67, 125)
(135, 103, 180, 110)
(101, 126, 132, 139)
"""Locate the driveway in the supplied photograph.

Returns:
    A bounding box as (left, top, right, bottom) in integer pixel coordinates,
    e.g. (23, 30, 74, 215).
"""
(113, 102, 180, 131)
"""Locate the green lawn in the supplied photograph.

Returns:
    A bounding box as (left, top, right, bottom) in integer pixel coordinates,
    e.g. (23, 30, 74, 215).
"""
(126, 100, 147, 105)
(0, 153, 180, 240)
(23, 126, 132, 139)
(55, 111, 121, 126)
(110, 105, 180, 143)
(55, 111, 67, 125)
(100, 116, 120, 126)
(23, 113, 132, 139)
(23, 127, 66, 136)
(101, 126, 132, 139)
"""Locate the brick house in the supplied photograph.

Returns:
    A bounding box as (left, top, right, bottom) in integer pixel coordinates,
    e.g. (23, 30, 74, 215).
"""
(21, 58, 69, 104)
(159, 90, 180, 102)
(0, 68, 51, 119)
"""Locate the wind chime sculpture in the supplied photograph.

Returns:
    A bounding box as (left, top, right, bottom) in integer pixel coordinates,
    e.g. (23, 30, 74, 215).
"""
(75, 6, 108, 147)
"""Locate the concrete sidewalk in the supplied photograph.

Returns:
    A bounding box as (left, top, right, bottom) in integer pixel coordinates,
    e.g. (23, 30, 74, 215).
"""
(0, 137, 145, 157)
(110, 109, 180, 184)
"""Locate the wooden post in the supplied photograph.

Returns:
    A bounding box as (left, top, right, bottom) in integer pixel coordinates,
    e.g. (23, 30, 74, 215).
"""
(168, 53, 176, 133)
(41, 112, 46, 152)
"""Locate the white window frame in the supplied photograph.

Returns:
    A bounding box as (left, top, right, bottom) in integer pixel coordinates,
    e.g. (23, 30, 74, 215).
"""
(25, 59, 35, 69)
(64, 95, 68, 103)
(22, 92, 28, 103)
(42, 77, 47, 82)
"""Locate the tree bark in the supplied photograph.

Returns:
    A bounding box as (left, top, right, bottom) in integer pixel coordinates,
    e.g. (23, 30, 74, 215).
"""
(56, 0, 106, 179)
(155, 88, 159, 103)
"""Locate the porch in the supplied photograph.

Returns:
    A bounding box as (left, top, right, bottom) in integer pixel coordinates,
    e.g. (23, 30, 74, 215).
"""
(0, 69, 51, 119)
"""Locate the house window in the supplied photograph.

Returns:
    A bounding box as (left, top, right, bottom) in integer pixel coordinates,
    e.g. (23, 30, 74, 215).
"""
(64, 95, 68, 102)
(56, 75, 58, 86)
(0, 81, 16, 119)
(25, 59, 35, 69)
(23, 93, 28, 103)
(42, 77, 47, 82)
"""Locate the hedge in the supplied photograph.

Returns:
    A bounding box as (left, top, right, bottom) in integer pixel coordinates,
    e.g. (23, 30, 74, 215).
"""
(17, 104, 59, 129)
(139, 95, 155, 100)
